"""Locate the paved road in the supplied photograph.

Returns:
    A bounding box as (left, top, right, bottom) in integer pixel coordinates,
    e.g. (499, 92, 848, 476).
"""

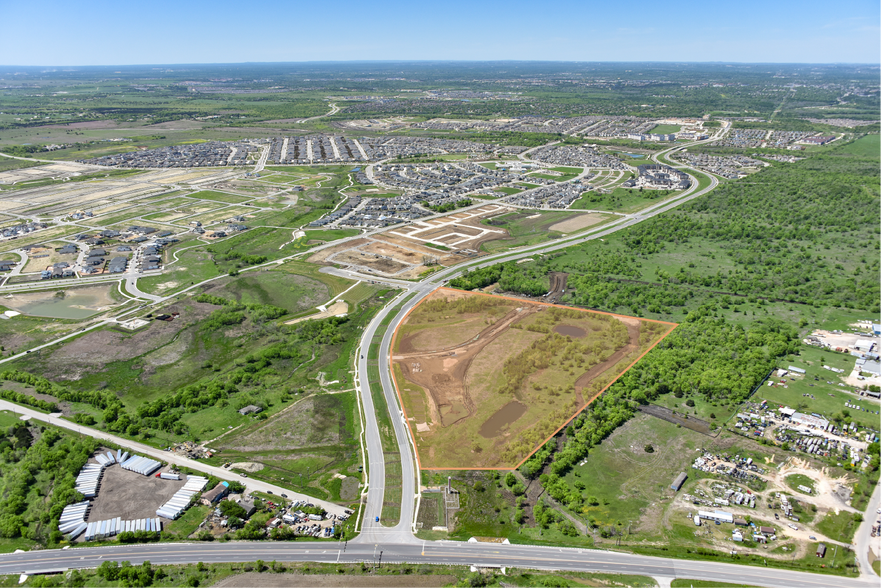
(0, 399, 348, 517)
(855, 480, 881, 577)
(0, 538, 875, 588)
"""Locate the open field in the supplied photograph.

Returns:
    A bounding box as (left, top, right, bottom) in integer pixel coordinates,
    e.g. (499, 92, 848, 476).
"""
(392, 288, 675, 469)
(831, 133, 878, 157)
(650, 124, 682, 135)
(213, 391, 362, 501)
(481, 210, 612, 253)
(186, 190, 253, 204)
(570, 187, 679, 213)
(1, 283, 120, 319)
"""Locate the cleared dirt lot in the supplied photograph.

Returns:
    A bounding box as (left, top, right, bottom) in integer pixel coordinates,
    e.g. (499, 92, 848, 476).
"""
(392, 288, 676, 469)
(549, 212, 607, 233)
(308, 206, 513, 278)
(333, 249, 411, 274)
(82, 453, 185, 528)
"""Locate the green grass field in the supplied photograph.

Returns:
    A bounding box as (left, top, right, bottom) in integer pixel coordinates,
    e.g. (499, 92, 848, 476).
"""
(562, 413, 708, 533)
(837, 134, 879, 157)
(206, 271, 331, 312)
(650, 390, 736, 424)
(570, 187, 676, 213)
(815, 510, 861, 543)
(784, 473, 816, 494)
(651, 124, 682, 135)
(480, 210, 610, 253)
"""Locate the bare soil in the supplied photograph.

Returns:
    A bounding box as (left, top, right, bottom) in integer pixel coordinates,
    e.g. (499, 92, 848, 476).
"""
(333, 250, 411, 274)
(83, 453, 185, 527)
(548, 212, 607, 233)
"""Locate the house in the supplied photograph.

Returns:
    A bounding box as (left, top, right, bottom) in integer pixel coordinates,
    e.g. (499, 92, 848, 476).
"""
(760, 526, 774, 535)
(238, 405, 263, 416)
(240, 500, 257, 517)
(734, 518, 748, 526)
(58, 244, 77, 255)
(0, 260, 15, 272)
(200, 481, 230, 505)
(816, 543, 826, 558)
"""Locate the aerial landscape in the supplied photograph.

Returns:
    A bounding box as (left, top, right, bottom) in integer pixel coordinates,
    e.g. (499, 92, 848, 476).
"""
(0, 1, 877, 587)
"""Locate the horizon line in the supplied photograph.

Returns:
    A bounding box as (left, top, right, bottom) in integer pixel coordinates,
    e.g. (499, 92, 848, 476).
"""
(1, 59, 880, 69)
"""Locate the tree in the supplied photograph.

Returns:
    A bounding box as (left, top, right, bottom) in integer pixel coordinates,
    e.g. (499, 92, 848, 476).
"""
(219, 500, 247, 519)
(505, 472, 516, 487)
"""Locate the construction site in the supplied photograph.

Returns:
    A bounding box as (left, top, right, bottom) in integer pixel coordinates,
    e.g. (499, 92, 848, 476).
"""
(308, 204, 512, 279)
(391, 288, 676, 469)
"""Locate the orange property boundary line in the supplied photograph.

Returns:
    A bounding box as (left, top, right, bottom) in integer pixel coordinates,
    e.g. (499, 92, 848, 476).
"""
(389, 286, 679, 471)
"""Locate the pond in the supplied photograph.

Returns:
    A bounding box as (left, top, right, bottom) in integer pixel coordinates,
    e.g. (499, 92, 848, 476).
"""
(479, 401, 528, 438)
(554, 324, 587, 338)
(4, 290, 109, 319)
(615, 151, 644, 159)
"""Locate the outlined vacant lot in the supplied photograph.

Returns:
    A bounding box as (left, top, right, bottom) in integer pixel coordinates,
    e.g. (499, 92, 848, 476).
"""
(391, 288, 676, 469)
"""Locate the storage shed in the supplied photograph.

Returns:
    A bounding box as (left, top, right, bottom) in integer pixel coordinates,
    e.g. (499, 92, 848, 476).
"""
(671, 472, 687, 491)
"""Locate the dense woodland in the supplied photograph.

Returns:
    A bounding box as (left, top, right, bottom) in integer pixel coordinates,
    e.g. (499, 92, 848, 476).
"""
(0, 424, 99, 543)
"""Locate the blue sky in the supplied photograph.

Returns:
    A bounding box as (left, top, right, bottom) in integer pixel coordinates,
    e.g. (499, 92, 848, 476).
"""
(0, 0, 878, 65)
